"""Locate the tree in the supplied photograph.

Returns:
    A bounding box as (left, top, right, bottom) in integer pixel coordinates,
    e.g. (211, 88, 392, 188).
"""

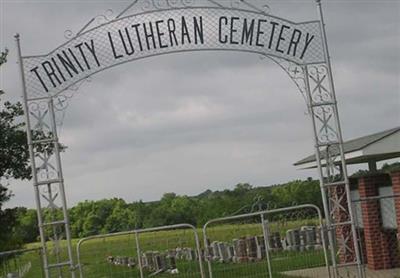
(0, 49, 34, 251)
(13, 208, 39, 243)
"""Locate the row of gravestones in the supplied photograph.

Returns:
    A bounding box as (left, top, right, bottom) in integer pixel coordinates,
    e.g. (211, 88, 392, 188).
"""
(106, 247, 199, 275)
(285, 226, 328, 251)
(104, 225, 327, 273)
(207, 225, 328, 263)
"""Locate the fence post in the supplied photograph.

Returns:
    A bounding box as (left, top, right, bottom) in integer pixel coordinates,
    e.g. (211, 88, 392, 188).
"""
(202, 227, 213, 278)
(260, 213, 273, 278)
(134, 231, 144, 278)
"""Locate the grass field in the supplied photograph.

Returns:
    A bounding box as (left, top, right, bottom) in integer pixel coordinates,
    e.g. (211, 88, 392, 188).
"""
(1, 220, 329, 278)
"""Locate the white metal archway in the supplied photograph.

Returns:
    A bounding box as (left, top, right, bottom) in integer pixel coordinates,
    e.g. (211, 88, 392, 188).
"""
(15, 0, 363, 277)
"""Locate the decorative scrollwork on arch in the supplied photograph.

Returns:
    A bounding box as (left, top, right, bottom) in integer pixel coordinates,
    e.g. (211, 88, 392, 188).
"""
(264, 56, 308, 107)
(307, 64, 333, 104)
(64, 9, 114, 41)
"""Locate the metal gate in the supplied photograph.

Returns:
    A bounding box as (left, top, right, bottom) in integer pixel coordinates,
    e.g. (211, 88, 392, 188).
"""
(76, 223, 205, 278)
(203, 204, 330, 278)
(0, 248, 44, 278)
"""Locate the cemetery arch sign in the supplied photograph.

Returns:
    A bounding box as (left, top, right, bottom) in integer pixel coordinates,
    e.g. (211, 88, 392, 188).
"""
(15, 1, 362, 277)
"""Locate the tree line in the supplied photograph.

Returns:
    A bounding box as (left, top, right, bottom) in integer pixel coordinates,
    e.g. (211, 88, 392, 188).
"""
(5, 179, 322, 246)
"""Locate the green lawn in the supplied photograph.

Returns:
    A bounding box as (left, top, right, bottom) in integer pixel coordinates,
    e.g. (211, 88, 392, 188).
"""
(1, 221, 328, 278)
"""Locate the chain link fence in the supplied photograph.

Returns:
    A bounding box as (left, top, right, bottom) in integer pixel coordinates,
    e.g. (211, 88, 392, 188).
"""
(76, 223, 205, 278)
(0, 248, 44, 278)
(203, 204, 330, 278)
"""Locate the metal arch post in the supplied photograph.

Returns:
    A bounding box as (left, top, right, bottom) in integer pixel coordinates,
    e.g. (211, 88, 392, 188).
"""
(15, 33, 50, 278)
(48, 98, 76, 277)
(15, 34, 76, 278)
(314, 1, 363, 277)
(303, 64, 337, 278)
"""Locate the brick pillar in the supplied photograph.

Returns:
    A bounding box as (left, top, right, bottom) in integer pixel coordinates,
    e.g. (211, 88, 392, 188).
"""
(358, 173, 391, 270)
(390, 170, 400, 268)
(391, 170, 400, 238)
(381, 230, 400, 268)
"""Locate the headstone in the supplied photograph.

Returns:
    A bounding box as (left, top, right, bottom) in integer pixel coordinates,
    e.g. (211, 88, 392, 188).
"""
(206, 245, 213, 261)
(246, 237, 257, 261)
(273, 232, 282, 250)
(185, 248, 196, 261)
(154, 253, 164, 271)
(211, 241, 220, 261)
(168, 255, 177, 269)
(141, 255, 148, 269)
(127, 257, 136, 268)
(160, 253, 168, 270)
(255, 236, 266, 259)
(299, 230, 306, 251)
(167, 249, 177, 258)
(234, 238, 247, 262)
(218, 242, 229, 263)
(175, 248, 181, 259)
(268, 234, 275, 250)
(286, 229, 300, 251)
(145, 251, 155, 270)
(302, 226, 316, 250)
(281, 238, 288, 250)
(106, 256, 114, 264)
(226, 245, 234, 262)
(232, 239, 238, 263)
(199, 248, 205, 260)
(316, 226, 329, 247)
(290, 229, 301, 251)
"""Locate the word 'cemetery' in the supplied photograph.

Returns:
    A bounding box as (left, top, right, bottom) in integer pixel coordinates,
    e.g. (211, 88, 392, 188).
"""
(28, 14, 319, 94)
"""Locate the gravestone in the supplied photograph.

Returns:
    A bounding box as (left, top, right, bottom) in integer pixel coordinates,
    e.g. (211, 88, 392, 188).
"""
(273, 232, 283, 250)
(301, 226, 316, 250)
(218, 242, 229, 263)
(127, 257, 136, 268)
(226, 245, 234, 262)
(255, 236, 266, 259)
(145, 251, 155, 270)
(286, 229, 301, 251)
(232, 239, 238, 262)
(235, 238, 247, 262)
(246, 237, 258, 261)
(186, 248, 196, 261)
(154, 252, 167, 272)
(175, 248, 183, 260)
(168, 255, 177, 269)
(211, 241, 220, 261)
(281, 238, 288, 250)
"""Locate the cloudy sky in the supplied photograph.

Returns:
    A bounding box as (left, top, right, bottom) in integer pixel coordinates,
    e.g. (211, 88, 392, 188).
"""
(1, 0, 399, 208)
